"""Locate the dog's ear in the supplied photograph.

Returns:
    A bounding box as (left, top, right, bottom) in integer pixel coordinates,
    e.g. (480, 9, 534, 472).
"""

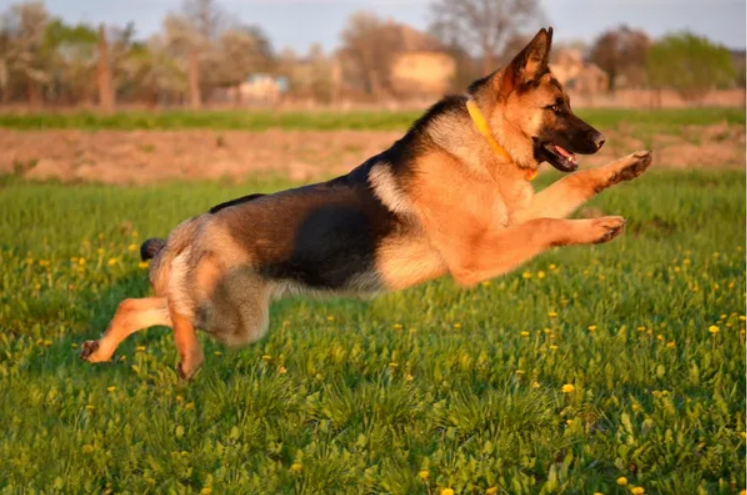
(499, 27, 553, 96)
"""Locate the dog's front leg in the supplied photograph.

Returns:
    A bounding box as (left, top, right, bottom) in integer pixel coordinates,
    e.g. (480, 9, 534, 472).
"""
(516, 150, 652, 222)
(449, 216, 627, 287)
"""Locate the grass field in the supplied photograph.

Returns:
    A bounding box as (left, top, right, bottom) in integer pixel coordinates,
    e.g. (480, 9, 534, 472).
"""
(0, 167, 745, 494)
(0, 107, 743, 132)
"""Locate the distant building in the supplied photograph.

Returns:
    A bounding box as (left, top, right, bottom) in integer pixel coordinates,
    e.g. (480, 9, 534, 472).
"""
(388, 24, 456, 98)
(390, 51, 456, 97)
(550, 49, 609, 94)
(229, 74, 287, 104)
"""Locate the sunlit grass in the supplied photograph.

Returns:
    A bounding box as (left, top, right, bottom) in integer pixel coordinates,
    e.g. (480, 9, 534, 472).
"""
(0, 169, 744, 493)
(0, 107, 742, 131)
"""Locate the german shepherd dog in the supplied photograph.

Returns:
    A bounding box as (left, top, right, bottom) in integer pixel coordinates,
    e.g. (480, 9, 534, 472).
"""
(81, 28, 652, 379)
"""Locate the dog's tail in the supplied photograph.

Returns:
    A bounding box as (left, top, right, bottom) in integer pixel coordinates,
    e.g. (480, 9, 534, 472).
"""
(140, 238, 167, 261)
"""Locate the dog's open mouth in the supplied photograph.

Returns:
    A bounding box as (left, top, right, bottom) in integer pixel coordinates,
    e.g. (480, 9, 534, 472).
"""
(541, 143, 578, 172)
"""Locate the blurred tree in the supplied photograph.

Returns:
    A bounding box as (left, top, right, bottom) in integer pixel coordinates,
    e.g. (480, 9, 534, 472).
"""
(209, 24, 273, 103)
(0, 1, 51, 105)
(340, 11, 403, 99)
(43, 19, 97, 105)
(429, 0, 544, 76)
(589, 25, 650, 91)
(97, 24, 113, 112)
(647, 32, 735, 102)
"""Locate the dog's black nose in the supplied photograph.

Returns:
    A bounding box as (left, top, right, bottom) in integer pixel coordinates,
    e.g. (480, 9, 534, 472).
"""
(593, 133, 606, 150)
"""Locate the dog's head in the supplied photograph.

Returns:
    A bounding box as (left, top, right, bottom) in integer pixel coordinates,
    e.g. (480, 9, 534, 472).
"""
(470, 27, 605, 172)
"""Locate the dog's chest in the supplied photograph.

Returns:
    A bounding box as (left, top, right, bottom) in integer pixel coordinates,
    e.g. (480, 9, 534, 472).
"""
(484, 179, 534, 227)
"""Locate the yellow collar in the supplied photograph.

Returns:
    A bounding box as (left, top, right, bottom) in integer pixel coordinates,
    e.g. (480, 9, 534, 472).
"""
(466, 98, 537, 181)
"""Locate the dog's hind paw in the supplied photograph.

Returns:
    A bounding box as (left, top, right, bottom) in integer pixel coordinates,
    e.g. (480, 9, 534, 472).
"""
(80, 340, 100, 361)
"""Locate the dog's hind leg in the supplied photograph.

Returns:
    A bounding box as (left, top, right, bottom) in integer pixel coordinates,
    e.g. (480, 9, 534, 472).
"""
(517, 150, 652, 222)
(81, 297, 171, 363)
(169, 303, 204, 381)
(203, 273, 273, 348)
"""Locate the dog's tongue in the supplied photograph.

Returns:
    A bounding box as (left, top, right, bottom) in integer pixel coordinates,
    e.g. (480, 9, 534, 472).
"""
(554, 145, 577, 162)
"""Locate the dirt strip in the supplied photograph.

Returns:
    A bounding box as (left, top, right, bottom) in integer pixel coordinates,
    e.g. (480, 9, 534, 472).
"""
(1, 124, 743, 185)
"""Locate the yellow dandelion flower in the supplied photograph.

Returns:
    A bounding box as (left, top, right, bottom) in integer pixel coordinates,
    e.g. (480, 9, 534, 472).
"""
(656, 334, 665, 341)
(453, 322, 462, 328)
(487, 488, 499, 495)
(214, 351, 222, 357)
(666, 341, 676, 348)
(138, 261, 149, 269)
(561, 383, 575, 393)
(279, 366, 287, 374)
(86, 405, 95, 411)
(389, 362, 399, 368)
(406, 373, 414, 381)
(185, 402, 195, 410)
(520, 331, 530, 337)
(593, 492, 605, 495)
(548, 311, 558, 318)
(43, 340, 52, 347)
(290, 462, 303, 473)
(549, 263, 557, 270)
(108, 258, 118, 266)
(79, 258, 86, 265)
(441, 489, 455, 495)
(616, 477, 628, 486)
(107, 386, 116, 393)
(81, 444, 95, 454)
(176, 395, 184, 403)
(136, 345, 145, 352)
(128, 244, 138, 251)
(200, 488, 213, 495)
(632, 403, 641, 412)
(262, 354, 273, 362)
(418, 470, 429, 481)
(549, 345, 558, 350)
(588, 325, 597, 331)
(327, 315, 335, 321)
(631, 487, 645, 495)
(566, 419, 574, 426)
(393, 323, 403, 329)
(34, 284, 41, 290)
(522, 271, 532, 279)
(532, 381, 540, 389)
(708, 325, 719, 334)
(740, 431, 746, 439)
(71, 343, 78, 349)
(537, 271, 546, 279)
(97, 248, 105, 255)
(740, 316, 746, 321)
(515, 369, 525, 375)
(739, 490, 746, 495)
(480, 280, 491, 287)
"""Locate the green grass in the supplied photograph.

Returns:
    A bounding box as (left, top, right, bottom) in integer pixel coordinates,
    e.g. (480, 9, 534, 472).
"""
(0, 107, 742, 131)
(0, 169, 745, 494)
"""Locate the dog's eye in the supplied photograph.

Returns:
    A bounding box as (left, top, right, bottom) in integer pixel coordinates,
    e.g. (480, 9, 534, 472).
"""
(549, 104, 562, 113)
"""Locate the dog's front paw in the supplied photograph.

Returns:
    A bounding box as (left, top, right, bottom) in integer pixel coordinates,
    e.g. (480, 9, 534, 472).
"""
(589, 216, 626, 244)
(611, 150, 653, 184)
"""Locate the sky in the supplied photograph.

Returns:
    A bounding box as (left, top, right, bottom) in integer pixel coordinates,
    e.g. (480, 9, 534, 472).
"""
(7, 0, 746, 54)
